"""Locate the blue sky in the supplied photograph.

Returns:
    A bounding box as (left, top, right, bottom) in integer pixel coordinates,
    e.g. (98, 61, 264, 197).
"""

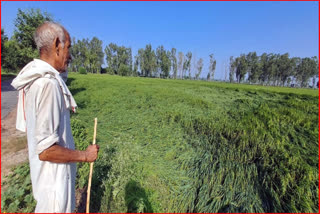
(1, 1, 318, 80)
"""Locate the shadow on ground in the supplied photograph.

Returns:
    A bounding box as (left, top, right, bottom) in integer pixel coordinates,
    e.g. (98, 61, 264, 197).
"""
(125, 180, 153, 213)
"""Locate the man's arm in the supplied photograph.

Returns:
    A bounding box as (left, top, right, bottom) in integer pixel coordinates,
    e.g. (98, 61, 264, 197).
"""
(34, 79, 99, 163)
(39, 144, 99, 163)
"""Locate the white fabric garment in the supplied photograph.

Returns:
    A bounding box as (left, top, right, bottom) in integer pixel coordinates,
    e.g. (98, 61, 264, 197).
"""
(11, 59, 77, 132)
(11, 59, 77, 213)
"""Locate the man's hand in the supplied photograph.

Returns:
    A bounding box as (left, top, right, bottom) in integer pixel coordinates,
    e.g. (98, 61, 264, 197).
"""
(84, 145, 100, 162)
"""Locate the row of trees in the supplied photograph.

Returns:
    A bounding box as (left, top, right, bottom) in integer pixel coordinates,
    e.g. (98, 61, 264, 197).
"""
(135, 46, 217, 80)
(229, 52, 318, 87)
(1, 8, 318, 88)
(134, 45, 211, 79)
(69, 40, 217, 81)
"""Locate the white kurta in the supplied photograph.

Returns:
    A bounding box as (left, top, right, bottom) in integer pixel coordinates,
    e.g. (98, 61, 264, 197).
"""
(12, 59, 77, 213)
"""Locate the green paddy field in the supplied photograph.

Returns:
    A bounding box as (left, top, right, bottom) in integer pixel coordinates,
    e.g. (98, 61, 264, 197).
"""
(2, 73, 318, 213)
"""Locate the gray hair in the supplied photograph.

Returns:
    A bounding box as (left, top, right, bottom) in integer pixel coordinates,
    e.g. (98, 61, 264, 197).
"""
(34, 21, 67, 51)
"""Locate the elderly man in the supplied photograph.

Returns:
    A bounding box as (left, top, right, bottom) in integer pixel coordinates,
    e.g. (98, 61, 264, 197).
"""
(11, 22, 99, 213)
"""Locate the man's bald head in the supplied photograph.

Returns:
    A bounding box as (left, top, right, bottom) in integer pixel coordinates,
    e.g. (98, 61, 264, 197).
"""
(34, 21, 69, 54)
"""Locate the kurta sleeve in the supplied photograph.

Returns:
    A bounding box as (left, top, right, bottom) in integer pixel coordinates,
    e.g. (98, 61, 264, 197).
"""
(34, 79, 62, 155)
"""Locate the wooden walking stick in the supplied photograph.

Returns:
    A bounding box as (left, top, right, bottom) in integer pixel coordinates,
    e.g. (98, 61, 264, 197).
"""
(86, 118, 97, 213)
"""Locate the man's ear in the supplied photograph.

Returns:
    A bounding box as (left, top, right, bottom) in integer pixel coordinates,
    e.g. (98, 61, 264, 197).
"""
(54, 37, 60, 56)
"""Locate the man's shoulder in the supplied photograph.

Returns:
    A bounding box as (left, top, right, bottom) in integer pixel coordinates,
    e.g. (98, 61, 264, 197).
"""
(29, 76, 61, 95)
(32, 75, 60, 89)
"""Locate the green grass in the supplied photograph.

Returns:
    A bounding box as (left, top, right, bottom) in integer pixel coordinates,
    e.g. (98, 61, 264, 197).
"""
(197, 80, 318, 97)
(2, 73, 318, 213)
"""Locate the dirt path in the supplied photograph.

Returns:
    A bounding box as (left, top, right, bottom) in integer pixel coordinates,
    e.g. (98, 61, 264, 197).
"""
(1, 79, 19, 119)
(1, 78, 28, 181)
(1, 107, 28, 181)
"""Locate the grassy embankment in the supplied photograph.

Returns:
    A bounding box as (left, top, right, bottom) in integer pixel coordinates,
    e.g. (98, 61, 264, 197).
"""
(1, 73, 318, 213)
